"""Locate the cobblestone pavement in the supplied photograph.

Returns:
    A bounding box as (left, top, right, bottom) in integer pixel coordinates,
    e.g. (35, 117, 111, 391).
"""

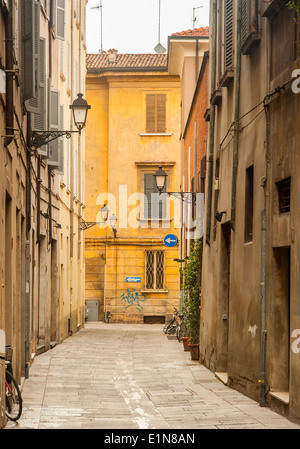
(5, 322, 300, 429)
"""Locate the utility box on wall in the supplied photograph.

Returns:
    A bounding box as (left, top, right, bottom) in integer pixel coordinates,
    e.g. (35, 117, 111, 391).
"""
(85, 299, 99, 321)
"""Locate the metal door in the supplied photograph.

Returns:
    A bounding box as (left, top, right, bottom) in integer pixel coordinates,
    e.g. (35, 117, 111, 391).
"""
(85, 300, 99, 321)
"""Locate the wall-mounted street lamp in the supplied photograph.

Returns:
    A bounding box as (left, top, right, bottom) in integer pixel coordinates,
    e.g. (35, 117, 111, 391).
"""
(80, 205, 117, 237)
(109, 214, 117, 238)
(153, 166, 197, 204)
(31, 93, 91, 149)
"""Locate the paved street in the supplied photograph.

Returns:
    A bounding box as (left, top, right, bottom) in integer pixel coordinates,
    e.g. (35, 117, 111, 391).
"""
(5, 322, 300, 429)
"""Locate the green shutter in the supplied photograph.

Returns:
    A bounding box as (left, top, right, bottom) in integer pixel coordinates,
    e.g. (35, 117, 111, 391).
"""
(47, 90, 60, 168)
(21, 0, 40, 102)
(144, 173, 166, 219)
(224, 0, 234, 70)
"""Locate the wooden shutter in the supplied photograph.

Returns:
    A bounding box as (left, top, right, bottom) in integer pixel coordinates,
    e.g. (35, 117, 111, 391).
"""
(47, 90, 60, 168)
(34, 38, 48, 157)
(224, 0, 234, 70)
(241, 0, 250, 47)
(146, 94, 166, 133)
(21, 0, 40, 102)
(218, 1, 223, 80)
(146, 94, 156, 133)
(54, 105, 64, 175)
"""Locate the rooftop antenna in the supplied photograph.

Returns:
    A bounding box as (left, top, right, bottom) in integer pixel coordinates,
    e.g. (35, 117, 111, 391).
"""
(91, 1, 103, 53)
(154, 0, 166, 54)
(193, 5, 203, 29)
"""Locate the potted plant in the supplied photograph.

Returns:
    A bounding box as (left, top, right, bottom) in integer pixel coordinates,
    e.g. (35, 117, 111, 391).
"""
(182, 238, 202, 360)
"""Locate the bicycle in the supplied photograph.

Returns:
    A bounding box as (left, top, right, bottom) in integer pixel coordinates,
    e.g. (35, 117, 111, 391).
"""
(163, 307, 180, 335)
(2, 346, 22, 422)
(176, 313, 186, 342)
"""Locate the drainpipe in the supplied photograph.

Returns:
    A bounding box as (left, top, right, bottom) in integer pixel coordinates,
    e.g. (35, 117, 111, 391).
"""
(259, 100, 270, 407)
(4, 0, 14, 148)
(230, 0, 242, 231)
(205, 0, 217, 245)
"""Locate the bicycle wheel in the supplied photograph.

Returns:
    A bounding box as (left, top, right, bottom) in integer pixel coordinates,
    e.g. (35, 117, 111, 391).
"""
(176, 324, 182, 342)
(166, 324, 177, 335)
(163, 319, 174, 334)
(5, 371, 22, 421)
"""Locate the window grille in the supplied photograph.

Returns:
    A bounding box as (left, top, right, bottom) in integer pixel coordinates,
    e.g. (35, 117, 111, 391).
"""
(145, 250, 165, 290)
(277, 178, 291, 214)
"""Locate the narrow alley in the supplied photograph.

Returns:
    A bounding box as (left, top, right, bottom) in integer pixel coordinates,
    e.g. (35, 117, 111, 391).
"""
(5, 323, 300, 430)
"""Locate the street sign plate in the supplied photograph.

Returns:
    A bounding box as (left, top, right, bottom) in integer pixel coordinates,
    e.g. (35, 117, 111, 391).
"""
(164, 234, 178, 247)
(126, 277, 141, 283)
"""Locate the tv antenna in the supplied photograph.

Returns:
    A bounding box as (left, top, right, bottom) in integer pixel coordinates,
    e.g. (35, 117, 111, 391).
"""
(154, 0, 166, 54)
(193, 5, 203, 28)
(91, 1, 103, 53)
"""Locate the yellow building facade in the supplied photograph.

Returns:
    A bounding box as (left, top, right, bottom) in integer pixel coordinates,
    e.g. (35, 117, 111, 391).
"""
(85, 51, 182, 323)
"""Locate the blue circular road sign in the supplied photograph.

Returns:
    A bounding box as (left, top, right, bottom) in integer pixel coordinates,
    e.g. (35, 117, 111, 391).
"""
(164, 234, 178, 248)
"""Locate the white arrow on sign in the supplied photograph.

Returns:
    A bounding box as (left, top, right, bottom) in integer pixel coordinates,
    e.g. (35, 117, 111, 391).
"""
(165, 238, 177, 244)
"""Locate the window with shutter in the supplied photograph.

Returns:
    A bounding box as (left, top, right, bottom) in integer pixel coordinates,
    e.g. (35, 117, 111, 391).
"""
(56, 0, 65, 40)
(241, 0, 261, 55)
(47, 89, 60, 168)
(224, 0, 234, 71)
(33, 38, 48, 157)
(217, 0, 234, 87)
(144, 173, 166, 219)
(217, 1, 223, 81)
(146, 94, 166, 133)
(54, 105, 64, 175)
(21, 0, 40, 103)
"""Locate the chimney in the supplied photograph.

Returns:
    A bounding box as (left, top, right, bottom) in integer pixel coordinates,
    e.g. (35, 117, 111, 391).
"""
(107, 49, 118, 63)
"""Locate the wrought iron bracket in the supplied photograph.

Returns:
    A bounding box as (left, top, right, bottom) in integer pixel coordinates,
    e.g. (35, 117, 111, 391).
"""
(80, 220, 101, 230)
(167, 192, 197, 204)
(31, 130, 79, 149)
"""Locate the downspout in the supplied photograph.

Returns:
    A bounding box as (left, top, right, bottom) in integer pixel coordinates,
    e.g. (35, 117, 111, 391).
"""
(4, 0, 14, 148)
(48, 1, 53, 246)
(230, 0, 242, 231)
(205, 0, 217, 245)
(259, 100, 270, 407)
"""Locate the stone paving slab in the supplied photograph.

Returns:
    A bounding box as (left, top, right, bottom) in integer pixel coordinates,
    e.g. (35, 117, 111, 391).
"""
(4, 322, 300, 430)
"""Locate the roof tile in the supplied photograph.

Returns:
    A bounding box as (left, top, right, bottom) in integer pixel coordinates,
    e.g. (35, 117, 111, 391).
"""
(86, 52, 168, 71)
(171, 27, 209, 37)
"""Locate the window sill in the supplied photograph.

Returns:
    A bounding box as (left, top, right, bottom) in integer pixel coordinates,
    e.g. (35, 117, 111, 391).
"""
(269, 391, 289, 405)
(139, 133, 173, 137)
(141, 289, 169, 294)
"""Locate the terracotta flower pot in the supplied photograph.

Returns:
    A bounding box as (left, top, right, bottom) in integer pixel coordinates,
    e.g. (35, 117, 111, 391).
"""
(182, 337, 190, 351)
(188, 343, 199, 360)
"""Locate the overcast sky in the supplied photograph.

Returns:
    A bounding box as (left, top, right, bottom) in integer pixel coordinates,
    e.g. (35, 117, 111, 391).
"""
(86, 0, 210, 54)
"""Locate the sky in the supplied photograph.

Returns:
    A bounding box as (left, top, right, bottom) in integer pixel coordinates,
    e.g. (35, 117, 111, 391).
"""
(86, 0, 210, 54)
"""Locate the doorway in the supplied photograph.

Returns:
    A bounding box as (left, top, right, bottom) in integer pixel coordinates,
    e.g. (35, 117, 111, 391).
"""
(271, 247, 291, 393)
(218, 222, 231, 372)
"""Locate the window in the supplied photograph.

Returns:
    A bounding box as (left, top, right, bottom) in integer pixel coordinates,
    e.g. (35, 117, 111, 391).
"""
(145, 250, 165, 290)
(217, 0, 234, 87)
(146, 94, 166, 133)
(244, 165, 254, 242)
(21, 0, 40, 102)
(144, 173, 166, 219)
(241, 0, 261, 55)
(52, 0, 65, 40)
(277, 178, 291, 214)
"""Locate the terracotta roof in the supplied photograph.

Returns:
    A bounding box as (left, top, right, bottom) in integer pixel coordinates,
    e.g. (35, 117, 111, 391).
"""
(171, 27, 209, 37)
(86, 52, 168, 71)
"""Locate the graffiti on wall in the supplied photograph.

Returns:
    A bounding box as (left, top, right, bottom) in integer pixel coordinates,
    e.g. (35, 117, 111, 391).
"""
(120, 288, 146, 312)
